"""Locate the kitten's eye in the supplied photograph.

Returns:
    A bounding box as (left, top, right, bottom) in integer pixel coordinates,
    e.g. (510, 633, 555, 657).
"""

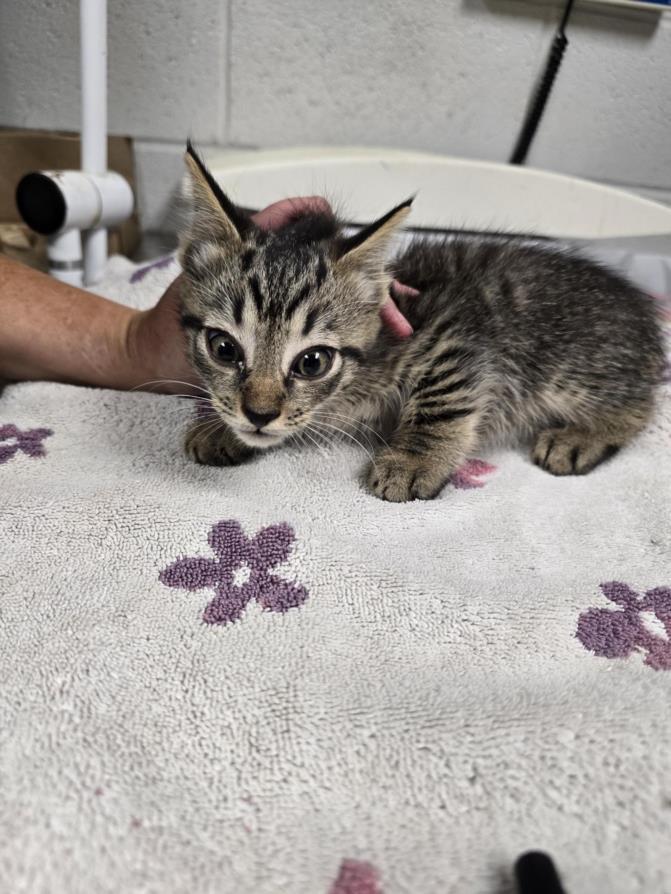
(207, 330, 243, 366)
(292, 347, 334, 379)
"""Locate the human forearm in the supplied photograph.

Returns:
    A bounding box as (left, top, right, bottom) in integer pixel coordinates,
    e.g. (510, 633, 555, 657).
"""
(0, 256, 145, 390)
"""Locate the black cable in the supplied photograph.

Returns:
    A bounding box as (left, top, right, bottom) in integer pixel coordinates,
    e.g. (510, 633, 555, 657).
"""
(509, 0, 576, 166)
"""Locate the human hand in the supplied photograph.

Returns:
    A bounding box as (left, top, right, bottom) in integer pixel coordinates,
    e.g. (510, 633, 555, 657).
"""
(127, 197, 416, 394)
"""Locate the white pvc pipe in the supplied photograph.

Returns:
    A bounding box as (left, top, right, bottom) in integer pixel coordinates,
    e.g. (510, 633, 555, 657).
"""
(19, 169, 133, 286)
(32, 169, 134, 232)
(47, 229, 84, 288)
(80, 0, 108, 285)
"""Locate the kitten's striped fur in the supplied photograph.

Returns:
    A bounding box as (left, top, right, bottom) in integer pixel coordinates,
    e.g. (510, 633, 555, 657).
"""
(179, 144, 664, 501)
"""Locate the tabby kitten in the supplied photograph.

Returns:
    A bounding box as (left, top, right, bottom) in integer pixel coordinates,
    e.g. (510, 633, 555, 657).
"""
(179, 143, 664, 502)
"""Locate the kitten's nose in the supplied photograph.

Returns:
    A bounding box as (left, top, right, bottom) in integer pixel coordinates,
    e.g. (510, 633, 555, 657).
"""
(243, 405, 280, 429)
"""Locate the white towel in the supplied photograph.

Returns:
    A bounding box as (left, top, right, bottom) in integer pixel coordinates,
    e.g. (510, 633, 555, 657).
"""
(1, 254, 670, 894)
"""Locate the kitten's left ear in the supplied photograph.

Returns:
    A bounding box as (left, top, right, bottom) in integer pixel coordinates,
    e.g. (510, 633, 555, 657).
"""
(337, 198, 413, 273)
(183, 139, 254, 245)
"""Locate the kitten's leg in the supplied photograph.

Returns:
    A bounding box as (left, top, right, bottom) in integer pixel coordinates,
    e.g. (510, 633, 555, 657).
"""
(531, 404, 651, 476)
(366, 408, 481, 502)
(184, 419, 253, 467)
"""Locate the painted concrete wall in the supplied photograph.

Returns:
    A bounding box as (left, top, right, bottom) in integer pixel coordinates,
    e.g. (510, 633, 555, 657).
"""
(1, 0, 669, 232)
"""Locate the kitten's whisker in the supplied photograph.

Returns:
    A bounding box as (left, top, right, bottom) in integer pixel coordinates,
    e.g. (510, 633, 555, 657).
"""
(313, 410, 390, 451)
(181, 397, 220, 412)
(299, 429, 328, 460)
(188, 422, 222, 443)
(187, 403, 220, 419)
(131, 379, 211, 396)
(137, 391, 215, 403)
(308, 419, 376, 466)
(188, 415, 227, 438)
(301, 424, 330, 459)
(315, 417, 376, 454)
(313, 413, 380, 452)
(189, 411, 220, 426)
(295, 430, 312, 453)
(303, 422, 330, 455)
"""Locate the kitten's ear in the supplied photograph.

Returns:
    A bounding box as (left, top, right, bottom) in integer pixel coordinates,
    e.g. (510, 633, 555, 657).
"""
(337, 198, 413, 273)
(183, 139, 253, 245)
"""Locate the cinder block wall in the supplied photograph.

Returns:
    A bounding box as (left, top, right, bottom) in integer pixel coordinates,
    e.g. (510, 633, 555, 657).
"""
(1, 0, 669, 233)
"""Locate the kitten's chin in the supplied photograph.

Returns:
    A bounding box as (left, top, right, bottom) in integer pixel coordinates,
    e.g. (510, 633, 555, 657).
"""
(234, 428, 286, 449)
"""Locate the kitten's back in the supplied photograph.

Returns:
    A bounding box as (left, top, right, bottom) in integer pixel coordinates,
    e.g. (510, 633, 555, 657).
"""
(391, 235, 665, 400)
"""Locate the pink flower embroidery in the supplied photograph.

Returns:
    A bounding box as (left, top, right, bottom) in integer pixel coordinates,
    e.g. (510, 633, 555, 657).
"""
(449, 458, 497, 489)
(329, 860, 382, 894)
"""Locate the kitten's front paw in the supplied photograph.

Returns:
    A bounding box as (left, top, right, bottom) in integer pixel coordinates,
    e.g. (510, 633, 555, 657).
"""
(366, 450, 447, 502)
(184, 423, 253, 467)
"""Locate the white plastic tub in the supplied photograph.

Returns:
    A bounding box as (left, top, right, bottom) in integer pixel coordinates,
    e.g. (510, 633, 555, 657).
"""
(206, 146, 671, 241)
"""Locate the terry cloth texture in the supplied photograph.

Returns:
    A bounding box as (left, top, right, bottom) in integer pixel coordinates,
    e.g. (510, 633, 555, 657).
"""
(1, 253, 671, 894)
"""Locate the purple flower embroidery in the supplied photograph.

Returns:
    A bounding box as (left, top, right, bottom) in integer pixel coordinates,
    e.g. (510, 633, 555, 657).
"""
(577, 581, 671, 671)
(329, 860, 382, 894)
(0, 424, 53, 465)
(130, 254, 174, 284)
(159, 519, 308, 625)
(449, 458, 497, 490)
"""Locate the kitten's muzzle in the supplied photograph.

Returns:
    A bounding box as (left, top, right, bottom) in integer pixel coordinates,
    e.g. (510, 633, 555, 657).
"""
(242, 405, 281, 430)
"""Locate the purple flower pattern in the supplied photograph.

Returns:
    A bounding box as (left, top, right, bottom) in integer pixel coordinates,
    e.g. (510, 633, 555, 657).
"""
(0, 424, 53, 465)
(130, 254, 175, 284)
(577, 581, 671, 670)
(159, 519, 308, 625)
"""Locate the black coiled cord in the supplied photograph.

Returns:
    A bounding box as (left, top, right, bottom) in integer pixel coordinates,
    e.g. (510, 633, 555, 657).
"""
(509, 0, 576, 165)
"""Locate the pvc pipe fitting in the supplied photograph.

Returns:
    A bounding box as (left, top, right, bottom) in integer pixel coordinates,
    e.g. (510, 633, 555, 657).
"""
(16, 169, 133, 286)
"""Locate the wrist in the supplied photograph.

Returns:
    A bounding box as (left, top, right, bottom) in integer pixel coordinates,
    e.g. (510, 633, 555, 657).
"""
(122, 276, 201, 394)
(120, 307, 158, 391)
